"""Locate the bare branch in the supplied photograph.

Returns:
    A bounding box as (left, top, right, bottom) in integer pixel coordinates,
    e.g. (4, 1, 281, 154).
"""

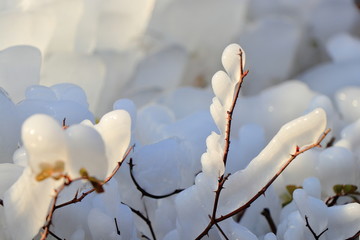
(40, 145, 134, 239)
(261, 208, 277, 234)
(128, 158, 184, 199)
(214, 221, 229, 240)
(346, 230, 360, 240)
(124, 202, 157, 240)
(55, 144, 134, 210)
(195, 129, 331, 239)
(222, 49, 248, 168)
(305, 215, 328, 240)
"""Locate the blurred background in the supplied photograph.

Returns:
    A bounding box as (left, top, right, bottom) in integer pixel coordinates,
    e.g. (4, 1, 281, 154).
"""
(0, 0, 359, 116)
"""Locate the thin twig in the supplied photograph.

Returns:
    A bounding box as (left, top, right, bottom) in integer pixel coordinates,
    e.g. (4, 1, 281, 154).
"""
(305, 215, 328, 239)
(128, 158, 184, 199)
(114, 218, 121, 235)
(40, 145, 134, 239)
(261, 208, 277, 234)
(346, 230, 360, 240)
(214, 221, 229, 240)
(217, 129, 330, 221)
(195, 129, 330, 239)
(48, 230, 65, 240)
(222, 49, 248, 168)
(41, 184, 66, 240)
(194, 49, 248, 240)
(55, 145, 134, 210)
(125, 203, 157, 240)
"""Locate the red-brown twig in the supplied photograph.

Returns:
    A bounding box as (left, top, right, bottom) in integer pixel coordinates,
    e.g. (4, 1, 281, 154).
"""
(222, 49, 248, 168)
(195, 129, 330, 239)
(41, 184, 66, 240)
(346, 230, 360, 240)
(55, 144, 134, 210)
(195, 48, 249, 240)
(40, 145, 134, 239)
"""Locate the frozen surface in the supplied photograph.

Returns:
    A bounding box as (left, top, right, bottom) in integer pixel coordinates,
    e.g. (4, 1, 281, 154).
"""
(0, 2, 359, 239)
(0, 46, 41, 103)
(219, 108, 326, 214)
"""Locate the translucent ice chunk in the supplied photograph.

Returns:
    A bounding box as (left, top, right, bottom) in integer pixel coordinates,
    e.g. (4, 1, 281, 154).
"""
(0, 46, 41, 103)
(219, 108, 327, 214)
(335, 87, 360, 123)
(0, 90, 21, 163)
(326, 33, 360, 63)
(66, 124, 107, 180)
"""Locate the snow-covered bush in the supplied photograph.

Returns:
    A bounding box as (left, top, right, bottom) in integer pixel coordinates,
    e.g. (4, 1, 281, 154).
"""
(0, 1, 359, 240)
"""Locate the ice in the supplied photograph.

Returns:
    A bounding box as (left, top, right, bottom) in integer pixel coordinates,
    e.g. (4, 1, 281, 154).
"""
(239, 187, 281, 237)
(299, 59, 360, 97)
(326, 203, 360, 239)
(95, 51, 141, 116)
(280, 150, 319, 186)
(66, 124, 107, 179)
(281, 211, 305, 240)
(309, 0, 359, 45)
(326, 33, 360, 63)
(12, 148, 27, 167)
(264, 232, 277, 240)
(95, 0, 154, 51)
(0, 164, 23, 198)
(212, 70, 235, 109)
(113, 99, 137, 131)
(40, 54, 106, 114)
(222, 43, 245, 82)
(0, 46, 41, 103)
(163, 230, 180, 240)
(149, 0, 248, 86)
(227, 123, 265, 172)
(201, 131, 225, 177)
(0, 11, 55, 53)
(0, 90, 21, 163)
(25, 85, 57, 101)
(41, 0, 84, 53)
(302, 177, 321, 199)
(152, 198, 177, 239)
(336, 118, 360, 155)
(335, 87, 360, 123)
(87, 208, 117, 239)
(238, 17, 301, 95)
(19, 83, 95, 125)
(316, 146, 357, 195)
(93, 110, 131, 175)
(69, 228, 85, 240)
(124, 45, 187, 107)
(136, 104, 175, 144)
(51, 83, 89, 108)
(156, 87, 213, 119)
(219, 108, 326, 214)
(21, 114, 67, 174)
(4, 168, 63, 240)
(174, 184, 211, 239)
(220, 220, 258, 240)
(74, 0, 100, 54)
(293, 189, 328, 238)
(234, 81, 317, 140)
(132, 138, 183, 194)
(305, 94, 339, 141)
